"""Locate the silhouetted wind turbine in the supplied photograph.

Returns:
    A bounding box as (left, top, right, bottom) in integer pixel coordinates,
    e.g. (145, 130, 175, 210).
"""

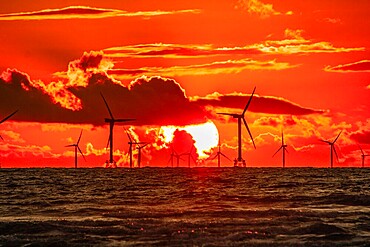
(0, 110, 18, 141)
(210, 142, 231, 167)
(136, 142, 148, 168)
(217, 87, 256, 167)
(125, 128, 135, 168)
(101, 92, 134, 165)
(358, 145, 369, 168)
(272, 132, 288, 168)
(167, 147, 183, 167)
(65, 130, 86, 168)
(124, 128, 147, 168)
(320, 131, 342, 168)
(181, 146, 197, 168)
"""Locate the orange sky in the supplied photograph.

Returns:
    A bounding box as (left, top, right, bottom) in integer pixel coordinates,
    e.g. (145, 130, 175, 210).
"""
(0, 0, 369, 168)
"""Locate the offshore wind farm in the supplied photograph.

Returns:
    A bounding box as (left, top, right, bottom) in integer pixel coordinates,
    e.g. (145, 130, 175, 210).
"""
(0, 0, 369, 246)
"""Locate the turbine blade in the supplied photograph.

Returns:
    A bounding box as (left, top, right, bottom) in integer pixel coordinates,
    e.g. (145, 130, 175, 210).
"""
(77, 130, 83, 145)
(320, 139, 331, 144)
(115, 119, 135, 123)
(100, 92, 114, 119)
(242, 86, 256, 116)
(243, 117, 256, 149)
(140, 143, 149, 149)
(333, 130, 342, 144)
(65, 144, 75, 147)
(220, 152, 232, 161)
(217, 113, 236, 116)
(106, 134, 110, 149)
(124, 128, 132, 142)
(209, 154, 218, 160)
(285, 147, 289, 154)
(78, 146, 86, 161)
(272, 146, 282, 157)
(0, 135, 3, 141)
(282, 131, 284, 145)
(0, 110, 18, 124)
(358, 144, 364, 155)
(333, 145, 339, 162)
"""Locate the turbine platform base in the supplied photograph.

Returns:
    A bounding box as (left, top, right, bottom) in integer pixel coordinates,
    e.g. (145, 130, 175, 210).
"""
(233, 159, 246, 167)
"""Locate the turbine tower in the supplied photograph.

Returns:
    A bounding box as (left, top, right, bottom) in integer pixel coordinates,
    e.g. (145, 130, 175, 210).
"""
(181, 146, 197, 168)
(65, 130, 86, 168)
(217, 87, 256, 167)
(101, 92, 134, 165)
(320, 131, 342, 168)
(0, 110, 18, 141)
(272, 132, 288, 168)
(210, 142, 231, 167)
(359, 145, 369, 168)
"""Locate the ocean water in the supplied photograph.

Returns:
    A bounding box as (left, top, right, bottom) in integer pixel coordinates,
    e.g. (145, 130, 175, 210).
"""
(0, 168, 369, 246)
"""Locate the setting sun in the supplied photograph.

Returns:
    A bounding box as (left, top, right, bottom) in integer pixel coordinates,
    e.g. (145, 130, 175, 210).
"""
(160, 121, 219, 159)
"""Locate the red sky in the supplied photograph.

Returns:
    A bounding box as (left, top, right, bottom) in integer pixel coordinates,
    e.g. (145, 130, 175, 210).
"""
(0, 0, 369, 168)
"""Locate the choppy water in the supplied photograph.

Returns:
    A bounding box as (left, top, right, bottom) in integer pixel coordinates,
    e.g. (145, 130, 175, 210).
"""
(0, 168, 369, 246)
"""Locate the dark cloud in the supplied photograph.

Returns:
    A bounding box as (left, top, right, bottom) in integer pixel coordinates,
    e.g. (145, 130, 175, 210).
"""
(0, 69, 206, 126)
(325, 60, 370, 72)
(0, 6, 201, 21)
(171, 130, 198, 160)
(0, 51, 323, 127)
(193, 93, 324, 115)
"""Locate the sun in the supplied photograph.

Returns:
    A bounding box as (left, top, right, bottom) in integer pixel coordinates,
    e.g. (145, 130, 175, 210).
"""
(160, 120, 219, 159)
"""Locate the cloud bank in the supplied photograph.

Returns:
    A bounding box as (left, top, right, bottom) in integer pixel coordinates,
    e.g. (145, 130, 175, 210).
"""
(0, 6, 201, 21)
(0, 51, 325, 126)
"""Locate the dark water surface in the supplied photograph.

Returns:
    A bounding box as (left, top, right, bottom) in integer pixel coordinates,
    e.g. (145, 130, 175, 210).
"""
(0, 168, 369, 246)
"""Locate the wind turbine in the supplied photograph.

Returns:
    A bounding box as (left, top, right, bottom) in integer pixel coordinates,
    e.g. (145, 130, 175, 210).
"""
(320, 131, 342, 168)
(101, 92, 134, 165)
(0, 110, 18, 141)
(124, 128, 147, 168)
(181, 146, 197, 168)
(209, 142, 231, 167)
(167, 147, 183, 167)
(272, 132, 288, 168)
(358, 145, 369, 168)
(217, 87, 256, 167)
(136, 142, 148, 168)
(65, 130, 86, 168)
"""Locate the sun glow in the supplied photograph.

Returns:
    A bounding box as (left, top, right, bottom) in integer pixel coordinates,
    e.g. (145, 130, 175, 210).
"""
(160, 121, 219, 158)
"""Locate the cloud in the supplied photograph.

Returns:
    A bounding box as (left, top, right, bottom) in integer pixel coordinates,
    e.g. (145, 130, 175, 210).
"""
(192, 92, 325, 116)
(322, 17, 342, 24)
(0, 130, 26, 143)
(253, 115, 298, 128)
(0, 6, 201, 21)
(0, 51, 325, 128)
(0, 143, 59, 159)
(350, 130, 370, 144)
(104, 37, 363, 62)
(324, 60, 370, 73)
(103, 43, 263, 59)
(0, 66, 207, 126)
(235, 0, 292, 18)
(108, 59, 295, 79)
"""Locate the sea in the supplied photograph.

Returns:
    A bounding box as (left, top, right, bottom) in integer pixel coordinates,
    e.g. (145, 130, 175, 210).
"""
(0, 167, 369, 246)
